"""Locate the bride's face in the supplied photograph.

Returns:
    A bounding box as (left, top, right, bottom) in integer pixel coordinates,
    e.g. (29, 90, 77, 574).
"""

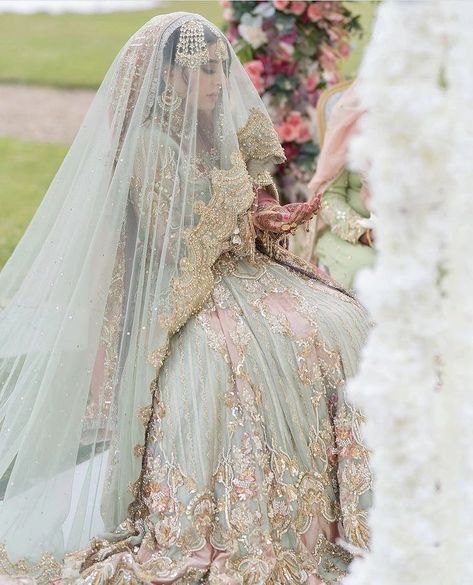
(195, 43, 225, 113)
(172, 42, 225, 114)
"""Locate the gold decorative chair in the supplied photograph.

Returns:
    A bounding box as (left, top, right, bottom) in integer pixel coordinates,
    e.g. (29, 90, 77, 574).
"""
(316, 79, 353, 146)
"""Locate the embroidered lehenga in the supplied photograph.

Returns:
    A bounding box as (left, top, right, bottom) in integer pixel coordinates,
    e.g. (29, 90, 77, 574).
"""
(0, 14, 371, 585)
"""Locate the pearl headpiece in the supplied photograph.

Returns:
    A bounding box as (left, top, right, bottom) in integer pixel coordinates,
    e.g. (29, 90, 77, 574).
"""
(176, 20, 209, 69)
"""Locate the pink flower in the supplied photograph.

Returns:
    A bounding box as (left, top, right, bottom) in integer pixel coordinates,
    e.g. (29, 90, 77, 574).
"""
(296, 122, 311, 143)
(270, 59, 297, 76)
(327, 28, 342, 43)
(277, 41, 295, 61)
(339, 42, 351, 58)
(273, 0, 290, 9)
(219, 0, 230, 7)
(319, 44, 339, 72)
(277, 111, 306, 142)
(283, 142, 300, 161)
(305, 72, 320, 92)
(286, 110, 303, 128)
(277, 123, 298, 142)
(244, 60, 265, 94)
(325, 11, 345, 22)
(244, 59, 264, 76)
(253, 77, 265, 94)
(290, 1, 307, 16)
(307, 2, 323, 21)
(226, 24, 239, 43)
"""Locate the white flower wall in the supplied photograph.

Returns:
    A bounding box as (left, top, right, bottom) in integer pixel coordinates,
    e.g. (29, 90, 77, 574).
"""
(343, 1, 473, 583)
(439, 2, 473, 584)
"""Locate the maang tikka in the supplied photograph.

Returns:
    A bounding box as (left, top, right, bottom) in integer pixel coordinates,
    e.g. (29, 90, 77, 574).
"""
(175, 20, 210, 69)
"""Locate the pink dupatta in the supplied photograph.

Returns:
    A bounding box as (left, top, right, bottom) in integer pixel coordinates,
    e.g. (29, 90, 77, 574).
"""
(304, 82, 370, 260)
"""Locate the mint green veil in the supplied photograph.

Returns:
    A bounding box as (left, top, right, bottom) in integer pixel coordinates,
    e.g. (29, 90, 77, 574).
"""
(0, 12, 285, 572)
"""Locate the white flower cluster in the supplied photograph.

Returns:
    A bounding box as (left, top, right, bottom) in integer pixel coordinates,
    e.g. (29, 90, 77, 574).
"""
(342, 0, 473, 583)
(436, 3, 473, 584)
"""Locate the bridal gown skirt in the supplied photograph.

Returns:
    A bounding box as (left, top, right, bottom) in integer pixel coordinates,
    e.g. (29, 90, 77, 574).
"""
(73, 252, 372, 585)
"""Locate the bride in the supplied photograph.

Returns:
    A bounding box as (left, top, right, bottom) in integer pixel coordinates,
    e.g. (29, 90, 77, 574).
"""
(0, 13, 372, 585)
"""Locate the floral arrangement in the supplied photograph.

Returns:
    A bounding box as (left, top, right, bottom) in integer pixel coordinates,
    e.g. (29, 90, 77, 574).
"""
(222, 0, 362, 202)
(344, 1, 472, 583)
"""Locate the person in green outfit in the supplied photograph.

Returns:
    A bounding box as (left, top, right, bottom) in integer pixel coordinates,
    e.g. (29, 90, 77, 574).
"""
(307, 82, 376, 289)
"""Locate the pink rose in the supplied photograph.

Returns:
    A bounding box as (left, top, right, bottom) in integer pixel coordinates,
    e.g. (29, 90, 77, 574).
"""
(305, 72, 320, 92)
(253, 77, 265, 94)
(307, 2, 323, 21)
(290, 1, 306, 16)
(244, 60, 265, 95)
(296, 123, 311, 143)
(286, 110, 303, 128)
(219, 0, 230, 7)
(277, 122, 297, 142)
(244, 59, 264, 76)
(273, 0, 290, 9)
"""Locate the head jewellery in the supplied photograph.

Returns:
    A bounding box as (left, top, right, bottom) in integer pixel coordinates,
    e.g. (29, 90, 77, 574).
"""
(175, 20, 210, 69)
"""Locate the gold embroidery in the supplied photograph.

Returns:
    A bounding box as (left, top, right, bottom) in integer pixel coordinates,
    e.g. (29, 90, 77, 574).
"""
(0, 544, 62, 585)
(157, 150, 254, 335)
(237, 108, 285, 167)
(133, 444, 145, 457)
(313, 533, 353, 581)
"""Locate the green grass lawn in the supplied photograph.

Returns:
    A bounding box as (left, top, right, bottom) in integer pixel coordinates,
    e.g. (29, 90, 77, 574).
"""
(0, 138, 67, 268)
(0, 1, 224, 88)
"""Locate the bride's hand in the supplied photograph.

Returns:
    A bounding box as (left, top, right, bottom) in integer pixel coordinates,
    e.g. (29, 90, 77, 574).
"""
(253, 193, 321, 233)
(282, 193, 321, 226)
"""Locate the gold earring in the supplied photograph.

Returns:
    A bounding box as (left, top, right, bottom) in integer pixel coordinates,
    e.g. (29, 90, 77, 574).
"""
(157, 85, 182, 112)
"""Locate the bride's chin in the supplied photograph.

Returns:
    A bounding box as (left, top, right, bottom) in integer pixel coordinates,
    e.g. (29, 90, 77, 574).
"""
(198, 99, 218, 113)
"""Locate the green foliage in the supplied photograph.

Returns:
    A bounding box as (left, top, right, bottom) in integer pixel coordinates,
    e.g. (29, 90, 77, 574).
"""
(295, 25, 323, 59)
(274, 12, 296, 33)
(230, 1, 258, 22)
(297, 141, 319, 171)
(233, 39, 254, 63)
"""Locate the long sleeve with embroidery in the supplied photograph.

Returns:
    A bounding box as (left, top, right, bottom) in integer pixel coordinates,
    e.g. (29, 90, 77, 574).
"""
(320, 169, 366, 244)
